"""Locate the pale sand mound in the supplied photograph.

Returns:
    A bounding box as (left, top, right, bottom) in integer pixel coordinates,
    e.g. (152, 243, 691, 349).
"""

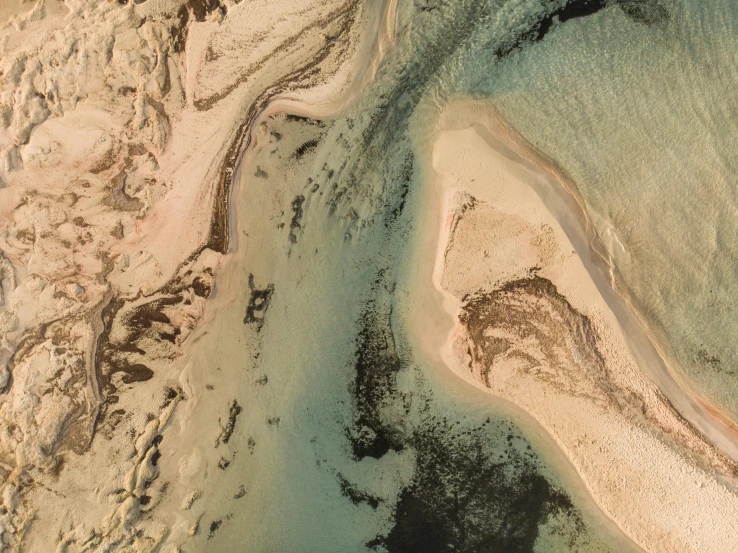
(433, 120, 738, 552)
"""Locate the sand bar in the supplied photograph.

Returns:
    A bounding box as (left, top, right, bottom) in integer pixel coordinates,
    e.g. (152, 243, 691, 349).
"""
(414, 102, 738, 552)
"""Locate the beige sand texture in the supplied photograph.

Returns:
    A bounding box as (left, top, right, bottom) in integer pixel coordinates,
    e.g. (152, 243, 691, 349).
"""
(0, 0, 391, 550)
(432, 107, 738, 553)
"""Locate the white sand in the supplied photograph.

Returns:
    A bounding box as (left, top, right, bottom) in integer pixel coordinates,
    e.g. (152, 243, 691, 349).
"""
(428, 104, 738, 552)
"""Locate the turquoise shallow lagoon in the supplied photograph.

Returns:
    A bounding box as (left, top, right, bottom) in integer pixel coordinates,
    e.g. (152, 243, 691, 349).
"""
(194, 107, 640, 552)
(190, 0, 738, 550)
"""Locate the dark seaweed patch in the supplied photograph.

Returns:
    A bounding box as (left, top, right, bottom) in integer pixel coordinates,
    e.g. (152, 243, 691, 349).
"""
(321, 0, 491, 229)
(218, 400, 242, 446)
(347, 292, 406, 460)
(336, 473, 381, 509)
(415, 0, 439, 12)
(288, 195, 305, 244)
(696, 347, 733, 376)
(293, 139, 320, 160)
(494, 0, 669, 60)
(192, 277, 212, 298)
(243, 274, 274, 330)
(285, 115, 326, 126)
(386, 151, 414, 225)
(371, 419, 582, 553)
(618, 0, 669, 24)
(208, 519, 222, 539)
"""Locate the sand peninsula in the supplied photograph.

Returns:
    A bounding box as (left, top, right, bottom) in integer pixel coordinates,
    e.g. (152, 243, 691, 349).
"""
(424, 101, 738, 552)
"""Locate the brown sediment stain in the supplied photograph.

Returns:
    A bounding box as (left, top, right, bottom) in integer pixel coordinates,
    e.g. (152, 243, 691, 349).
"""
(192, 1, 359, 111)
(170, 5, 190, 54)
(188, 0, 221, 22)
(459, 276, 616, 405)
(201, 0, 360, 254)
(91, 266, 215, 435)
(458, 276, 738, 478)
(102, 172, 144, 213)
(170, 0, 226, 54)
(98, 408, 129, 440)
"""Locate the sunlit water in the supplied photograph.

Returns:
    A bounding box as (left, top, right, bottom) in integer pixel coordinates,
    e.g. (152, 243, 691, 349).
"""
(478, 0, 738, 417)
(181, 0, 738, 550)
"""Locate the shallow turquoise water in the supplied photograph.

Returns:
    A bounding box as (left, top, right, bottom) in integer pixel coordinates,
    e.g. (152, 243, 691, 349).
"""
(199, 106, 638, 551)
(195, 0, 738, 550)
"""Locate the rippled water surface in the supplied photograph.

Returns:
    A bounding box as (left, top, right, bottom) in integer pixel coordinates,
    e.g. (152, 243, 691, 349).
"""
(195, 0, 738, 549)
(483, 0, 738, 416)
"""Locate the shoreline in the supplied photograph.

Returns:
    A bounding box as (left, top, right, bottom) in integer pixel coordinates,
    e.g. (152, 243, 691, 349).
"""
(401, 107, 646, 552)
(223, 0, 398, 258)
(447, 100, 738, 465)
(413, 101, 738, 552)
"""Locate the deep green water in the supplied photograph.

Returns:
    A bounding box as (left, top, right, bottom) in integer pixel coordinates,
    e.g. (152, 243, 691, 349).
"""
(194, 0, 738, 550)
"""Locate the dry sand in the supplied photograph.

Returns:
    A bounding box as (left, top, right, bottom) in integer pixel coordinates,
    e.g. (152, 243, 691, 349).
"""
(3, 0, 738, 550)
(423, 102, 738, 552)
(0, 0, 393, 550)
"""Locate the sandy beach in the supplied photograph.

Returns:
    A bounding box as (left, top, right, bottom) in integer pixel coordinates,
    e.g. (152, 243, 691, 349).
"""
(414, 102, 738, 552)
(0, 0, 394, 550)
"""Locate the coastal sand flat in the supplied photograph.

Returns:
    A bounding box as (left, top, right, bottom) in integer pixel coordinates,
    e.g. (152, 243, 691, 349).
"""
(2, 0, 738, 550)
(432, 119, 738, 553)
(0, 0, 389, 550)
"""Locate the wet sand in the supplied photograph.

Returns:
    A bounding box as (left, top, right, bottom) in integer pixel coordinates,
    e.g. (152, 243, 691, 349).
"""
(0, 0, 398, 549)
